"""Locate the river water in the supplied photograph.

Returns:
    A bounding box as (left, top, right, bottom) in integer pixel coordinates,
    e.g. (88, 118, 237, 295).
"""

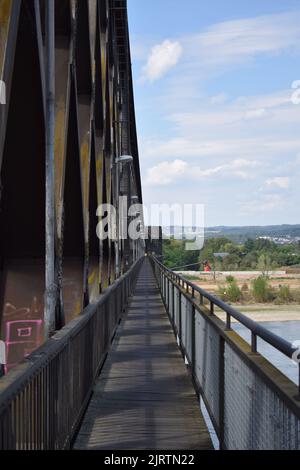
(233, 320, 300, 384)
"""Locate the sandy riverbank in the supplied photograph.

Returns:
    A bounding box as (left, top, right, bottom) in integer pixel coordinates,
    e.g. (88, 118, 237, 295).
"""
(216, 304, 300, 323)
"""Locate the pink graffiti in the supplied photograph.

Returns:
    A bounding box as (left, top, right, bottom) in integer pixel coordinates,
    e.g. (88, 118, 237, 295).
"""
(5, 319, 43, 373)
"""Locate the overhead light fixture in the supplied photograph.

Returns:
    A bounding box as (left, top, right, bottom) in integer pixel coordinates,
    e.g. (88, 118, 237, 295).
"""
(115, 155, 133, 164)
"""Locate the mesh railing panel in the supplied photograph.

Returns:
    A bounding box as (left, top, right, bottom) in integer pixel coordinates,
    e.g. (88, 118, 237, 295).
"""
(195, 312, 220, 428)
(180, 295, 187, 352)
(182, 297, 193, 362)
(174, 288, 180, 334)
(224, 343, 300, 450)
(169, 282, 173, 319)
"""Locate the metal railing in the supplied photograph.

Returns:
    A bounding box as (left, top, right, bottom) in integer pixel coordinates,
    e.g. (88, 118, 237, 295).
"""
(151, 256, 300, 450)
(0, 258, 143, 450)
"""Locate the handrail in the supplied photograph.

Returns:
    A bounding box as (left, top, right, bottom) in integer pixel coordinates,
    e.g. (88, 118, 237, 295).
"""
(152, 256, 297, 363)
(0, 265, 134, 406)
(0, 257, 144, 450)
(151, 255, 300, 450)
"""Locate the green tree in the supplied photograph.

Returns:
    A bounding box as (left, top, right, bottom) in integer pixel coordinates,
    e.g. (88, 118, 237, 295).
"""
(277, 285, 293, 303)
(163, 239, 199, 270)
(252, 276, 273, 302)
(257, 254, 273, 276)
(244, 238, 255, 253)
(218, 280, 242, 302)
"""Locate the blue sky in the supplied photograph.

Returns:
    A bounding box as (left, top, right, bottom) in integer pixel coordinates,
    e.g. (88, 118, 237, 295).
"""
(127, 0, 300, 227)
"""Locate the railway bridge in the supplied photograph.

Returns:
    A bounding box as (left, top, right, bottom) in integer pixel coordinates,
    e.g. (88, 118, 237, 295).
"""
(0, 0, 300, 451)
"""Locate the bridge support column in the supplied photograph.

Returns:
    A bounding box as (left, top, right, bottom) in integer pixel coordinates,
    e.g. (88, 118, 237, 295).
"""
(44, 0, 56, 339)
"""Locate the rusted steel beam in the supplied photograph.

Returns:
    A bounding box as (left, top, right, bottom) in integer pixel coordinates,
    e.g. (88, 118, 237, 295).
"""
(0, 0, 142, 372)
(0, 0, 21, 170)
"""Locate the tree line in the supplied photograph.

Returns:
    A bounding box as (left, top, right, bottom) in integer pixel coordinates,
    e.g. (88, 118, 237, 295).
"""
(163, 237, 300, 271)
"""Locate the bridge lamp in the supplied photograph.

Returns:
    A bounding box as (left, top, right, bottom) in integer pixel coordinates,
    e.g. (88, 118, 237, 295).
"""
(115, 155, 133, 164)
(131, 195, 139, 204)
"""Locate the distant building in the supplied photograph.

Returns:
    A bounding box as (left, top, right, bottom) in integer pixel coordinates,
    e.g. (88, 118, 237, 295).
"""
(214, 252, 229, 259)
(257, 236, 300, 245)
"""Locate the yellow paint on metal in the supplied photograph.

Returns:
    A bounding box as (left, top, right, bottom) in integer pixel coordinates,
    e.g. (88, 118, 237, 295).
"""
(74, 300, 82, 316)
(96, 157, 103, 174)
(0, 0, 12, 78)
(88, 271, 96, 284)
(95, 153, 103, 205)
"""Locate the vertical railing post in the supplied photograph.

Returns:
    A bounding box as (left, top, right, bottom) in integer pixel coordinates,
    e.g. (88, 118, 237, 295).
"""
(298, 364, 300, 398)
(167, 277, 169, 313)
(172, 283, 175, 326)
(179, 291, 182, 344)
(0, 341, 5, 378)
(251, 333, 257, 353)
(226, 313, 231, 331)
(219, 335, 225, 449)
(191, 305, 196, 376)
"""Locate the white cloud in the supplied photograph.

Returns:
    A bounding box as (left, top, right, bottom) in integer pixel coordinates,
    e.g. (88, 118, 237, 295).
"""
(244, 108, 266, 120)
(140, 89, 300, 166)
(142, 39, 183, 82)
(134, 10, 300, 224)
(265, 177, 290, 189)
(182, 11, 300, 72)
(145, 159, 187, 186)
(145, 158, 259, 186)
(210, 93, 228, 105)
(241, 194, 285, 214)
(142, 136, 300, 162)
(138, 11, 300, 84)
(168, 89, 292, 130)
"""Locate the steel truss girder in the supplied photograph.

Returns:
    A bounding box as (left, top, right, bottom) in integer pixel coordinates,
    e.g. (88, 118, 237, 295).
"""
(0, 0, 142, 371)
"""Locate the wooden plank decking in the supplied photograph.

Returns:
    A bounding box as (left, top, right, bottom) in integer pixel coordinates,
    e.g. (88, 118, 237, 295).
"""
(74, 258, 212, 450)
